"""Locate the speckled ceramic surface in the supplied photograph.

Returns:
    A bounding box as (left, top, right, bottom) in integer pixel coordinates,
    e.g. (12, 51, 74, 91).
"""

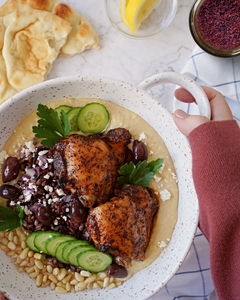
(0, 74, 209, 300)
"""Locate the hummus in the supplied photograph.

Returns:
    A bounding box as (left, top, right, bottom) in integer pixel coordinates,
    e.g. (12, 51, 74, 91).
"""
(0, 97, 178, 281)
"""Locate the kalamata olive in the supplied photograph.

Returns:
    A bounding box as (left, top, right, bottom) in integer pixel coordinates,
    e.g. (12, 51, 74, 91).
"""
(0, 184, 20, 199)
(107, 264, 128, 278)
(2, 156, 20, 183)
(132, 140, 148, 164)
(70, 201, 87, 225)
(36, 206, 55, 225)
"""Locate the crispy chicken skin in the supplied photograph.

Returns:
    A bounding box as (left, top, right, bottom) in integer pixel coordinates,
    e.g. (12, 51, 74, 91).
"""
(53, 128, 131, 208)
(86, 185, 158, 267)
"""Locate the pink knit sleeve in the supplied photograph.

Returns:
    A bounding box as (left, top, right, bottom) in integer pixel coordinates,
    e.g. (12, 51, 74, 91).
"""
(188, 120, 240, 300)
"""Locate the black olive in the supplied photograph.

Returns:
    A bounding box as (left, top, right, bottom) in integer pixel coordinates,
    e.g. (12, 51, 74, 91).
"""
(2, 156, 20, 183)
(0, 184, 20, 199)
(132, 140, 148, 164)
(107, 264, 128, 278)
(36, 206, 55, 225)
(70, 202, 87, 225)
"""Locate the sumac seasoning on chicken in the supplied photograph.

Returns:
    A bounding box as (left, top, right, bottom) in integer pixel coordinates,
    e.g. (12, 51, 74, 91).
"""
(189, 0, 240, 57)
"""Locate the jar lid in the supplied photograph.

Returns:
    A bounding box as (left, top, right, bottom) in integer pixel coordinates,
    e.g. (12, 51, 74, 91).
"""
(189, 0, 240, 57)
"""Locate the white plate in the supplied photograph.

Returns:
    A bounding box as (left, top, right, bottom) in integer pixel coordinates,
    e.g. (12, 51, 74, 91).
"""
(0, 74, 206, 300)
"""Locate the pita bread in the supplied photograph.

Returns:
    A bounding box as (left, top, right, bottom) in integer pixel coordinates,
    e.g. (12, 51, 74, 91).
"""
(0, 9, 71, 96)
(0, 0, 99, 57)
(0, 17, 18, 104)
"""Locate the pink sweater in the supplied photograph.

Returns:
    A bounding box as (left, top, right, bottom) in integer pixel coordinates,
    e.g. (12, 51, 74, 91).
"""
(189, 120, 240, 300)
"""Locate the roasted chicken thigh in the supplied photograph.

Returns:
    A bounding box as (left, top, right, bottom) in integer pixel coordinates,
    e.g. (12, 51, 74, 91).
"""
(53, 128, 131, 208)
(86, 185, 158, 267)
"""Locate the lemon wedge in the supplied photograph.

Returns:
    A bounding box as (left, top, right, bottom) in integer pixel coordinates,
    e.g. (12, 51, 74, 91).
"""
(121, 0, 161, 34)
(120, 0, 132, 30)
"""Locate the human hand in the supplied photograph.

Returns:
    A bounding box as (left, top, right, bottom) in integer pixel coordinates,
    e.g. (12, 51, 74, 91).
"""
(173, 86, 233, 136)
(0, 292, 9, 300)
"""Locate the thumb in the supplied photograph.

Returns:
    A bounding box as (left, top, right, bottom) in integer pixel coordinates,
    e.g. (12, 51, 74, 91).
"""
(173, 109, 210, 137)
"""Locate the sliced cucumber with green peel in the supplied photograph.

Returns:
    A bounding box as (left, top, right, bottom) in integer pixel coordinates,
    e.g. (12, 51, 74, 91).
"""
(45, 235, 77, 256)
(26, 232, 40, 252)
(67, 107, 82, 132)
(55, 105, 72, 118)
(34, 231, 62, 254)
(77, 250, 112, 273)
(55, 241, 72, 264)
(62, 240, 90, 262)
(77, 103, 110, 134)
(67, 245, 96, 267)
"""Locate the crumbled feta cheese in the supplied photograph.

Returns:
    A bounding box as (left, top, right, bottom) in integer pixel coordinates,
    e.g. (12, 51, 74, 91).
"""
(158, 163, 165, 174)
(160, 189, 171, 202)
(47, 158, 53, 163)
(139, 132, 147, 141)
(167, 238, 170, 242)
(171, 172, 178, 183)
(149, 150, 154, 155)
(24, 191, 32, 202)
(42, 200, 46, 206)
(10, 201, 15, 206)
(53, 219, 59, 226)
(153, 175, 162, 183)
(65, 208, 69, 212)
(22, 206, 32, 215)
(56, 189, 65, 196)
(157, 241, 166, 248)
(48, 199, 53, 204)
(38, 150, 48, 156)
(44, 185, 53, 193)
(52, 197, 60, 203)
(24, 141, 36, 155)
(29, 183, 37, 191)
(0, 150, 9, 165)
(43, 174, 50, 179)
(62, 216, 67, 221)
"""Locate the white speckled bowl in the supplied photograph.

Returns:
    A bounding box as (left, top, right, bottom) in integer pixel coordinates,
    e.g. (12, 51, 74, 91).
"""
(0, 73, 210, 300)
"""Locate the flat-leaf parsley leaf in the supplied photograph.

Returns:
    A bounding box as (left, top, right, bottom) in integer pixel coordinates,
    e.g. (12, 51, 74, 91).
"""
(32, 104, 71, 147)
(0, 205, 25, 232)
(117, 158, 164, 187)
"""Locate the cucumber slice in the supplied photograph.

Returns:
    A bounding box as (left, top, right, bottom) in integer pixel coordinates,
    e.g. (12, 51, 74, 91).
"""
(77, 250, 112, 273)
(26, 232, 40, 252)
(62, 240, 90, 262)
(67, 245, 96, 267)
(34, 231, 62, 254)
(77, 103, 110, 134)
(67, 107, 82, 132)
(55, 105, 72, 118)
(45, 235, 77, 256)
(55, 241, 72, 264)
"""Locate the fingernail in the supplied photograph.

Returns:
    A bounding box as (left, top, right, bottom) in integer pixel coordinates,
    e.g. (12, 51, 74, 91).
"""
(175, 109, 189, 119)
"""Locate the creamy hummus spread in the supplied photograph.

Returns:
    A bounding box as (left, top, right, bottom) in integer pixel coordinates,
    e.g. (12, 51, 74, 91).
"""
(0, 98, 178, 281)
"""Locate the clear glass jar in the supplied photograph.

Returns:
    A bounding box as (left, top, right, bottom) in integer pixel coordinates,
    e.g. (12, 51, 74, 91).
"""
(189, 0, 240, 57)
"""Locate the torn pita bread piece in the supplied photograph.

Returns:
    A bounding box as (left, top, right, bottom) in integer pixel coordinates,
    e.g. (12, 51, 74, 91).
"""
(0, 17, 18, 104)
(0, 0, 99, 57)
(2, 9, 71, 92)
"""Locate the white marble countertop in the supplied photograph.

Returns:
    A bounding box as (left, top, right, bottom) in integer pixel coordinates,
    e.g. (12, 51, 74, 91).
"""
(0, 0, 196, 113)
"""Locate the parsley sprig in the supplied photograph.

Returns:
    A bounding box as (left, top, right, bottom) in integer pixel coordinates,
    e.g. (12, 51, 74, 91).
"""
(117, 158, 164, 187)
(0, 204, 25, 232)
(33, 104, 71, 147)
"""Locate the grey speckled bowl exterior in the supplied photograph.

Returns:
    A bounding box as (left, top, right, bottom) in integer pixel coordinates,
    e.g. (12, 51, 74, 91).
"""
(0, 73, 209, 300)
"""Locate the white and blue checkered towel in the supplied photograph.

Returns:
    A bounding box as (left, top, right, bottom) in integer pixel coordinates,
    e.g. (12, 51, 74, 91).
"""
(151, 45, 240, 300)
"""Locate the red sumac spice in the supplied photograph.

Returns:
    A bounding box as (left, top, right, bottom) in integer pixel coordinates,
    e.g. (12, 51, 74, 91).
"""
(196, 0, 240, 50)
